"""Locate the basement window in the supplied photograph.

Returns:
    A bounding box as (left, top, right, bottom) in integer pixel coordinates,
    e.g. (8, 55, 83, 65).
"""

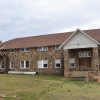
(20, 61, 29, 69)
(37, 60, 48, 68)
(37, 46, 48, 51)
(55, 59, 61, 68)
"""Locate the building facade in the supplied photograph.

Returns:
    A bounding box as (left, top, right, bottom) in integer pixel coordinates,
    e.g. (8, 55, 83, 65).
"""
(0, 28, 100, 79)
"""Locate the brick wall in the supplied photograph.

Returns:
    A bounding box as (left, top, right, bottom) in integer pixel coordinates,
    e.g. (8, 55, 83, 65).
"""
(5, 46, 63, 75)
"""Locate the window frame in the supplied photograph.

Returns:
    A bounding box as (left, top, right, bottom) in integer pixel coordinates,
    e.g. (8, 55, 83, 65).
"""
(37, 46, 48, 51)
(69, 58, 76, 68)
(10, 61, 14, 69)
(10, 49, 15, 53)
(21, 48, 30, 52)
(37, 60, 48, 68)
(55, 45, 60, 51)
(1, 61, 5, 69)
(79, 51, 91, 58)
(55, 59, 61, 68)
(20, 60, 30, 69)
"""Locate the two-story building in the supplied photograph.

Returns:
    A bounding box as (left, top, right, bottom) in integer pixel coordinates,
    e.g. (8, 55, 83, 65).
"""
(0, 28, 100, 79)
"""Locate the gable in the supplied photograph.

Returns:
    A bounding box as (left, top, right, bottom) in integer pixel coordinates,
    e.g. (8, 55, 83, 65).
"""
(63, 31, 98, 50)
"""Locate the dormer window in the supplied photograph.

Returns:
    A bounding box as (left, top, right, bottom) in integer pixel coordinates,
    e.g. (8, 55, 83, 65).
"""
(37, 46, 48, 51)
(21, 48, 29, 52)
(55, 45, 60, 50)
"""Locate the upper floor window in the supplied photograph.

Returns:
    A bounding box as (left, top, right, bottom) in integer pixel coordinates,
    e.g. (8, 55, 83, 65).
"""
(10, 49, 15, 53)
(37, 46, 48, 51)
(37, 60, 48, 68)
(20, 61, 29, 69)
(55, 45, 60, 50)
(21, 48, 30, 52)
(79, 51, 91, 58)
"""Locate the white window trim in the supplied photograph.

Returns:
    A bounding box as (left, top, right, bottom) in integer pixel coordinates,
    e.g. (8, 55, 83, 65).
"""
(37, 46, 48, 51)
(20, 61, 30, 69)
(10, 61, 14, 69)
(79, 51, 91, 58)
(55, 59, 61, 68)
(69, 58, 76, 68)
(0, 61, 5, 69)
(55, 45, 60, 51)
(37, 60, 48, 68)
(21, 48, 30, 52)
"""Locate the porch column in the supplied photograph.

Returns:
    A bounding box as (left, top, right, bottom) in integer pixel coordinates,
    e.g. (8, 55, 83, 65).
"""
(92, 47, 99, 75)
(64, 50, 70, 77)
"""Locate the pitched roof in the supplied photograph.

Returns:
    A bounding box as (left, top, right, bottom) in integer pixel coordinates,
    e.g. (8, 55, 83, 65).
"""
(2, 28, 100, 50)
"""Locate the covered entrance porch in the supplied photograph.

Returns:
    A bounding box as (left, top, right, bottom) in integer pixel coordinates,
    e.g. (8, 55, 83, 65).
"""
(60, 29, 100, 80)
(64, 47, 100, 80)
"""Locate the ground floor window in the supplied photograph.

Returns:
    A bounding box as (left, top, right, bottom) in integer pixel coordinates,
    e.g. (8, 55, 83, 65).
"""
(1, 61, 5, 69)
(55, 59, 61, 68)
(69, 58, 76, 68)
(10, 61, 14, 69)
(20, 61, 29, 69)
(37, 60, 48, 68)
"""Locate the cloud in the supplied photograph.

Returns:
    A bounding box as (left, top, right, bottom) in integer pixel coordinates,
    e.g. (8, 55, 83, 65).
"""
(0, 0, 100, 41)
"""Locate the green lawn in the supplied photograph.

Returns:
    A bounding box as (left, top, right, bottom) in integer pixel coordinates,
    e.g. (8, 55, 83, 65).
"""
(0, 74, 100, 100)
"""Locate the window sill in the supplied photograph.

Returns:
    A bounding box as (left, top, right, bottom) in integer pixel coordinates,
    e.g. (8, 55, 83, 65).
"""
(21, 51, 30, 53)
(38, 67, 48, 69)
(10, 52, 15, 53)
(55, 49, 60, 51)
(55, 67, 61, 68)
(37, 50, 48, 52)
(0, 68, 5, 69)
(10, 68, 14, 70)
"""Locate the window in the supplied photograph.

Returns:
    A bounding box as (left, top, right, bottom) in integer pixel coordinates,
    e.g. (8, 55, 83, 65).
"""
(69, 58, 75, 68)
(37, 60, 48, 68)
(37, 46, 48, 51)
(21, 48, 29, 52)
(10, 61, 14, 69)
(20, 61, 29, 69)
(26, 61, 29, 68)
(55, 45, 60, 50)
(79, 51, 91, 58)
(55, 59, 61, 68)
(1, 61, 5, 69)
(10, 49, 14, 53)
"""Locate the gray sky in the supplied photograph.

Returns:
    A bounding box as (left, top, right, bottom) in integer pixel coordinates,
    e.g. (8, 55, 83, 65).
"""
(0, 0, 100, 42)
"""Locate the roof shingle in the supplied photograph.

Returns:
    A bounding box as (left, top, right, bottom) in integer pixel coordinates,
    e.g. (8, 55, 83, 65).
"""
(2, 28, 100, 50)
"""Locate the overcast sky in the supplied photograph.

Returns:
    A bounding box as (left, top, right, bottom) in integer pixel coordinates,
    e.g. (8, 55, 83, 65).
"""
(0, 0, 100, 42)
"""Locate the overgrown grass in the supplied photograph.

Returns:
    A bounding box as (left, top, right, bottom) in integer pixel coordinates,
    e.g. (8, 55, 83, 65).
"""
(0, 74, 99, 100)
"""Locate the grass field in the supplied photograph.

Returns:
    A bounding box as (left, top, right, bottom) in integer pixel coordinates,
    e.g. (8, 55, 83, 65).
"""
(0, 74, 100, 100)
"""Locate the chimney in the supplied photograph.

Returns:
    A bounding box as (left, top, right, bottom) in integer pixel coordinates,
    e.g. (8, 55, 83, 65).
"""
(0, 41, 3, 47)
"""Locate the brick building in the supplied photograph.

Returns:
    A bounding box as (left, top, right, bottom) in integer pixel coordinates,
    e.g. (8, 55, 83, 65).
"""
(0, 28, 100, 79)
